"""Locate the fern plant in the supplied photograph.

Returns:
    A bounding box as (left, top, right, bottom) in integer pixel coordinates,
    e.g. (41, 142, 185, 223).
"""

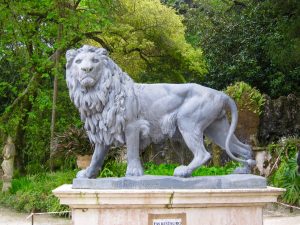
(273, 157, 300, 205)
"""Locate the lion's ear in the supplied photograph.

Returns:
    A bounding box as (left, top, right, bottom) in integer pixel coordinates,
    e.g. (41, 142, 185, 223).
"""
(96, 48, 108, 56)
(66, 49, 77, 68)
(66, 49, 77, 61)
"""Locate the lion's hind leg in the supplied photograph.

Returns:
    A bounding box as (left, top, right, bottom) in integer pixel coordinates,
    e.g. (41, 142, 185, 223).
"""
(204, 116, 253, 174)
(174, 121, 211, 178)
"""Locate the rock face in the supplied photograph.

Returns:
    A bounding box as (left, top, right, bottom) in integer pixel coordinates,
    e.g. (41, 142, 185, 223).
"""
(258, 94, 300, 144)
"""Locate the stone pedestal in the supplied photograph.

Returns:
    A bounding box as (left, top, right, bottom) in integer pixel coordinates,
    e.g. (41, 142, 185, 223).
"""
(2, 179, 12, 192)
(53, 184, 284, 225)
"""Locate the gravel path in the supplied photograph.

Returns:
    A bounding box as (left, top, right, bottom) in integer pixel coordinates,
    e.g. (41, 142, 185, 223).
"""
(0, 207, 70, 225)
(264, 215, 300, 225)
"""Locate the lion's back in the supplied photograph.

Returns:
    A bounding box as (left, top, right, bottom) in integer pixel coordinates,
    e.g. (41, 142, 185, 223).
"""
(134, 83, 226, 145)
(136, 83, 224, 110)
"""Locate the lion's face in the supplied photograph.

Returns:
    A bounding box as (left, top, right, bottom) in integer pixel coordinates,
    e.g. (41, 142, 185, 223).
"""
(71, 51, 104, 88)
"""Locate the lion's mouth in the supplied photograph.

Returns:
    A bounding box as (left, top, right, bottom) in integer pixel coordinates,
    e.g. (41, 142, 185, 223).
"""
(80, 76, 95, 87)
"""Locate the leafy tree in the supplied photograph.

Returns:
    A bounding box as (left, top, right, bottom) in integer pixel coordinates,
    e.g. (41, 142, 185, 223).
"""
(90, 0, 207, 83)
(169, 0, 300, 97)
(0, 0, 205, 173)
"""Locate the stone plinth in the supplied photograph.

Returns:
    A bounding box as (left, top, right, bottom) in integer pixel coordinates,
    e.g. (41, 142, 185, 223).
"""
(53, 184, 284, 225)
(72, 174, 267, 189)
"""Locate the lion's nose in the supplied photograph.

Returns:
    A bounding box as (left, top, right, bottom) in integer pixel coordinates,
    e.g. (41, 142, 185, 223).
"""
(81, 67, 93, 73)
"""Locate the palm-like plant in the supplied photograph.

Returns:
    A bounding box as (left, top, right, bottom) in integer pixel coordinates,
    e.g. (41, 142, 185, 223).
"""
(274, 156, 300, 205)
(53, 126, 94, 157)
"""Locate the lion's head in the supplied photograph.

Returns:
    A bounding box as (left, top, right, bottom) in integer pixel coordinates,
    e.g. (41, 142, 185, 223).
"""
(65, 45, 133, 146)
(66, 45, 108, 88)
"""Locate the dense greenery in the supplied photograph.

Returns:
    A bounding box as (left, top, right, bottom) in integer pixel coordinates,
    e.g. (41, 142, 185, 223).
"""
(0, 171, 76, 213)
(267, 138, 300, 206)
(169, 0, 300, 97)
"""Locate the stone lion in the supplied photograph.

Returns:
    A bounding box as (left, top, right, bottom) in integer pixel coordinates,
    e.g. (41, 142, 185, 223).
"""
(66, 45, 255, 178)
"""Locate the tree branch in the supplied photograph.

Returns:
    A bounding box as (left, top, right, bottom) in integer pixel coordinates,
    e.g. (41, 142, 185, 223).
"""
(74, 0, 81, 9)
(84, 33, 113, 52)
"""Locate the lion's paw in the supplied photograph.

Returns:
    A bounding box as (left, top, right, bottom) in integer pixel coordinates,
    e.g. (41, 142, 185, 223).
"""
(126, 166, 144, 177)
(173, 165, 192, 178)
(76, 169, 97, 179)
(233, 166, 251, 174)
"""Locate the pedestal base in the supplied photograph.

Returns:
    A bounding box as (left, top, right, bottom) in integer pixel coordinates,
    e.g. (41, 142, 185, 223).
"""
(1, 181, 11, 192)
(53, 185, 284, 225)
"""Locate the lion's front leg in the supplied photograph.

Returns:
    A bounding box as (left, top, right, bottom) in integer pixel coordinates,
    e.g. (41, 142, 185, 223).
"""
(125, 123, 144, 176)
(76, 143, 109, 179)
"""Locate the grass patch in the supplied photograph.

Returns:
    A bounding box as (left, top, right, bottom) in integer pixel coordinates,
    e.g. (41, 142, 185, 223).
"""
(144, 161, 239, 176)
(0, 170, 76, 213)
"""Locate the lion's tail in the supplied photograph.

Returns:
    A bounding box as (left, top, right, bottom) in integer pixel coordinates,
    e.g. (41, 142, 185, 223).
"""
(225, 96, 256, 167)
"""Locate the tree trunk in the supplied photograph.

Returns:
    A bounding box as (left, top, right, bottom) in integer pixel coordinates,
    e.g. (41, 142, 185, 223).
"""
(212, 144, 222, 167)
(50, 1, 64, 169)
(14, 89, 37, 174)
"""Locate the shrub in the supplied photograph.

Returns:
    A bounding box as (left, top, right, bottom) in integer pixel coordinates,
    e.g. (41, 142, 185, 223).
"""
(272, 157, 300, 205)
(0, 171, 76, 213)
(268, 137, 300, 206)
(100, 161, 127, 178)
(225, 81, 265, 115)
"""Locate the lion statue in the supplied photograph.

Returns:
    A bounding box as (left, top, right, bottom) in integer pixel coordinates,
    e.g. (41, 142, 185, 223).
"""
(66, 45, 255, 178)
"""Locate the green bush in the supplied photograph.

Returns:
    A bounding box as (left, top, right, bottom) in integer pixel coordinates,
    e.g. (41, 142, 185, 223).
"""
(100, 161, 127, 178)
(268, 137, 300, 206)
(225, 81, 265, 115)
(0, 171, 76, 213)
(272, 157, 300, 205)
(267, 137, 299, 163)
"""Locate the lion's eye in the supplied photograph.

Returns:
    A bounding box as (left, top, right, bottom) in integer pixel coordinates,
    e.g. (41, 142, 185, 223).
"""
(92, 58, 99, 63)
(75, 59, 82, 64)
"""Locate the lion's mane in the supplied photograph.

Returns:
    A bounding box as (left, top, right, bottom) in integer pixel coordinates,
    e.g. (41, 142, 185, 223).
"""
(66, 45, 134, 146)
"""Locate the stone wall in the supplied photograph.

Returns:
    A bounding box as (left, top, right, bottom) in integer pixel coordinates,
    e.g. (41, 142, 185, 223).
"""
(258, 94, 300, 144)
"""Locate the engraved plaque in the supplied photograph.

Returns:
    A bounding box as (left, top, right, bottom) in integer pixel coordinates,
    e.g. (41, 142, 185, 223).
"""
(148, 213, 186, 225)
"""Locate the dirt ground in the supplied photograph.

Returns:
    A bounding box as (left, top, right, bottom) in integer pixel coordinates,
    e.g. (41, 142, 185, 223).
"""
(0, 207, 70, 225)
(264, 203, 300, 225)
(0, 203, 299, 225)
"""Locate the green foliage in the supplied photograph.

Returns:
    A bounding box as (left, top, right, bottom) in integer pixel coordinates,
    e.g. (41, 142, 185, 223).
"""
(100, 161, 127, 177)
(267, 137, 300, 206)
(0, 171, 76, 213)
(101, 0, 207, 82)
(144, 163, 178, 176)
(144, 161, 239, 176)
(225, 82, 265, 115)
(272, 158, 300, 206)
(267, 137, 300, 163)
(181, 0, 300, 97)
(0, 0, 206, 174)
(192, 161, 240, 176)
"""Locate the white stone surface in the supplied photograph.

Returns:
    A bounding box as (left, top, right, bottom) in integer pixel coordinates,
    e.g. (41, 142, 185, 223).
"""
(53, 185, 284, 225)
